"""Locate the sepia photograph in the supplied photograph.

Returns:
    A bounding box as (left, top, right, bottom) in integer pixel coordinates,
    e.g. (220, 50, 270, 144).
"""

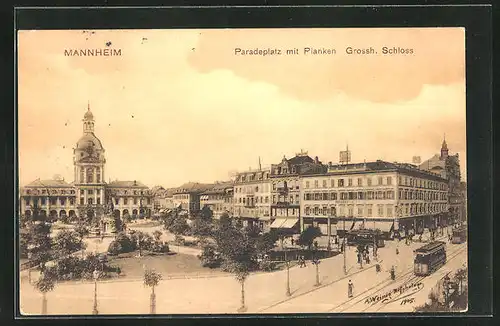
(17, 27, 468, 315)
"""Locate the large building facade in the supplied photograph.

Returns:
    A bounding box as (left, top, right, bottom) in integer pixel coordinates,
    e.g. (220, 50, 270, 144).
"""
(269, 150, 327, 232)
(300, 160, 449, 238)
(19, 106, 153, 223)
(419, 137, 465, 224)
(233, 168, 271, 229)
(200, 182, 234, 219)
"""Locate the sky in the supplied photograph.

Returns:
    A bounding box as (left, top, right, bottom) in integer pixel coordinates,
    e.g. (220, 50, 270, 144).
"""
(18, 28, 466, 188)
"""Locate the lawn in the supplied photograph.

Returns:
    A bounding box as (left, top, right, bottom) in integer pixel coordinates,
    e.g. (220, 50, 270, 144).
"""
(108, 251, 227, 279)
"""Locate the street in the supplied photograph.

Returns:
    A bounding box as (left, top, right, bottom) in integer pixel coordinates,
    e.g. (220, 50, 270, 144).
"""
(19, 229, 467, 315)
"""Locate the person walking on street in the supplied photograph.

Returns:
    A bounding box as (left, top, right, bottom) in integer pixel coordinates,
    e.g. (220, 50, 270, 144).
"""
(390, 266, 396, 280)
(348, 279, 354, 298)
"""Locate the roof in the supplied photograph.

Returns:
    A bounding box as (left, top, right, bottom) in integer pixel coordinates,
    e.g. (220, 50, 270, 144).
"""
(324, 160, 447, 182)
(76, 132, 104, 151)
(23, 178, 73, 188)
(173, 182, 214, 194)
(415, 241, 446, 253)
(287, 155, 315, 165)
(107, 180, 148, 188)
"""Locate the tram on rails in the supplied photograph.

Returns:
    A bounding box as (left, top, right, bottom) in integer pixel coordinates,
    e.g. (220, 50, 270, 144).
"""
(346, 229, 385, 248)
(413, 241, 447, 276)
(451, 226, 467, 244)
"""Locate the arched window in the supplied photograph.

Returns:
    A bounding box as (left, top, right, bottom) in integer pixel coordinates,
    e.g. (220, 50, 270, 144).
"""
(80, 169, 84, 183)
(86, 168, 93, 183)
(96, 167, 101, 183)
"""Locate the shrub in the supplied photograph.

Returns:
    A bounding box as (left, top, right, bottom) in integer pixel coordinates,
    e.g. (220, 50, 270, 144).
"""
(151, 241, 169, 254)
(174, 235, 185, 245)
(258, 259, 275, 272)
(115, 232, 136, 253)
(198, 244, 221, 268)
(107, 240, 123, 256)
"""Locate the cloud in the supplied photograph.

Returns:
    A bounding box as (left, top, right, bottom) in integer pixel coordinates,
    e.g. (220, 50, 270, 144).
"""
(188, 28, 465, 103)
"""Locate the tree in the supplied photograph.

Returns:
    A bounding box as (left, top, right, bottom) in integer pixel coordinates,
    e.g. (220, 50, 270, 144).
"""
(255, 231, 277, 256)
(28, 221, 53, 269)
(143, 269, 162, 314)
(20, 229, 31, 259)
(213, 221, 257, 312)
(53, 230, 86, 258)
(152, 230, 163, 242)
(454, 268, 467, 295)
(199, 206, 214, 220)
(34, 267, 56, 315)
(297, 226, 322, 250)
(169, 217, 189, 235)
(191, 217, 214, 238)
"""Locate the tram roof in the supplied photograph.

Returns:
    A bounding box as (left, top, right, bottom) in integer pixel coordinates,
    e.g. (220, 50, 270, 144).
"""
(415, 241, 446, 253)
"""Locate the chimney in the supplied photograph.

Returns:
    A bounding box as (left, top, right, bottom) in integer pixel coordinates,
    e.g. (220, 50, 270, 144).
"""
(315, 156, 319, 163)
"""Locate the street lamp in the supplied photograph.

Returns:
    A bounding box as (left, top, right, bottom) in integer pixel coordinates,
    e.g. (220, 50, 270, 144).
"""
(283, 237, 291, 297)
(443, 274, 450, 307)
(343, 219, 347, 275)
(92, 268, 100, 315)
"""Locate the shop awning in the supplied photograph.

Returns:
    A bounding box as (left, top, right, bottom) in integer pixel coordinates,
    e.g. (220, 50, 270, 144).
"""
(366, 221, 394, 233)
(337, 220, 354, 231)
(352, 221, 364, 230)
(259, 215, 271, 221)
(270, 218, 299, 229)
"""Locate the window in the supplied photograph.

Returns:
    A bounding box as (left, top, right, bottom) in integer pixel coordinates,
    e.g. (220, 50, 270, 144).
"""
(322, 180, 327, 188)
(314, 180, 319, 188)
(314, 207, 319, 215)
(96, 167, 101, 183)
(331, 179, 335, 187)
(367, 178, 372, 186)
(272, 195, 276, 203)
(387, 177, 392, 185)
(305, 207, 310, 215)
(386, 205, 393, 217)
(348, 207, 353, 217)
(338, 179, 344, 187)
(97, 198, 101, 205)
(50, 198, 57, 205)
(348, 178, 353, 186)
(134, 198, 138, 205)
(60, 198, 65, 206)
(377, 205, 384, 216)
(80, 169, 84, 183)
(367, 205, 372, 217)
(357, 178, 362, 186)
(86, 168, 94, 183)
(80, 198, 84, 205)
(357, 206, 363, 216)
(358, 191, 364, 199)
(70, 198, 74, 205)
(378, 177, 383, 185)
(88, 198, 93, 205)
(295, 194, 299, 204)
(124, 198, 128, 205)
(88, 189, 93, 195)
(331, 192, 338, 200)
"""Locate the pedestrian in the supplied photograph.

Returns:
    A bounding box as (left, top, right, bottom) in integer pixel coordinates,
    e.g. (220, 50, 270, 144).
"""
(366, 253, 370, 264)
(390, 266, 396, 280)
(314, 240, 319, 250)
(348, 279, 354, 298)
(291, 238, 295, 246)
(396, 247, 399, 255)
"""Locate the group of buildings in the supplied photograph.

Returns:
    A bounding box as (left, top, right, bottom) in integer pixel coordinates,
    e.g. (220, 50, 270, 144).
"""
(19, 106, 467, 239)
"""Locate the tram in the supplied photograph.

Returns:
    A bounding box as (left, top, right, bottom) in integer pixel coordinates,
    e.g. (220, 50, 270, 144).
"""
(414, 241, 447, 276)
(451, 226, 467, 244)
(346, 229, 385, 248)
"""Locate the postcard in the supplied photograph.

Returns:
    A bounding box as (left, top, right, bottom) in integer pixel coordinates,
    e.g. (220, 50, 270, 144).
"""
(17, 27, 467, 315)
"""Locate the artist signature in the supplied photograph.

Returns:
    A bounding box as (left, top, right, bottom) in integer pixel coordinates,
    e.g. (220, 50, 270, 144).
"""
(364, 281, 424, 305)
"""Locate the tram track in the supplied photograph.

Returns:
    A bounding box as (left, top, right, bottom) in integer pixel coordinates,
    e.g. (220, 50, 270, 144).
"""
(335, 243, 467, 313)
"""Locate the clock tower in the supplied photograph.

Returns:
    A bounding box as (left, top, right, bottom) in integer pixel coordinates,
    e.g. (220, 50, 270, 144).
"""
(73, 104, 106, 222)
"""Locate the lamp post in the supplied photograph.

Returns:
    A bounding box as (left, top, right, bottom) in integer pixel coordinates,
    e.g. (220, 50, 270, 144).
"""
(343, 219, 347, 275)
(443, 274, 450, 307)
(283, 238, 291, 297)
(92, 268, 100, 315)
